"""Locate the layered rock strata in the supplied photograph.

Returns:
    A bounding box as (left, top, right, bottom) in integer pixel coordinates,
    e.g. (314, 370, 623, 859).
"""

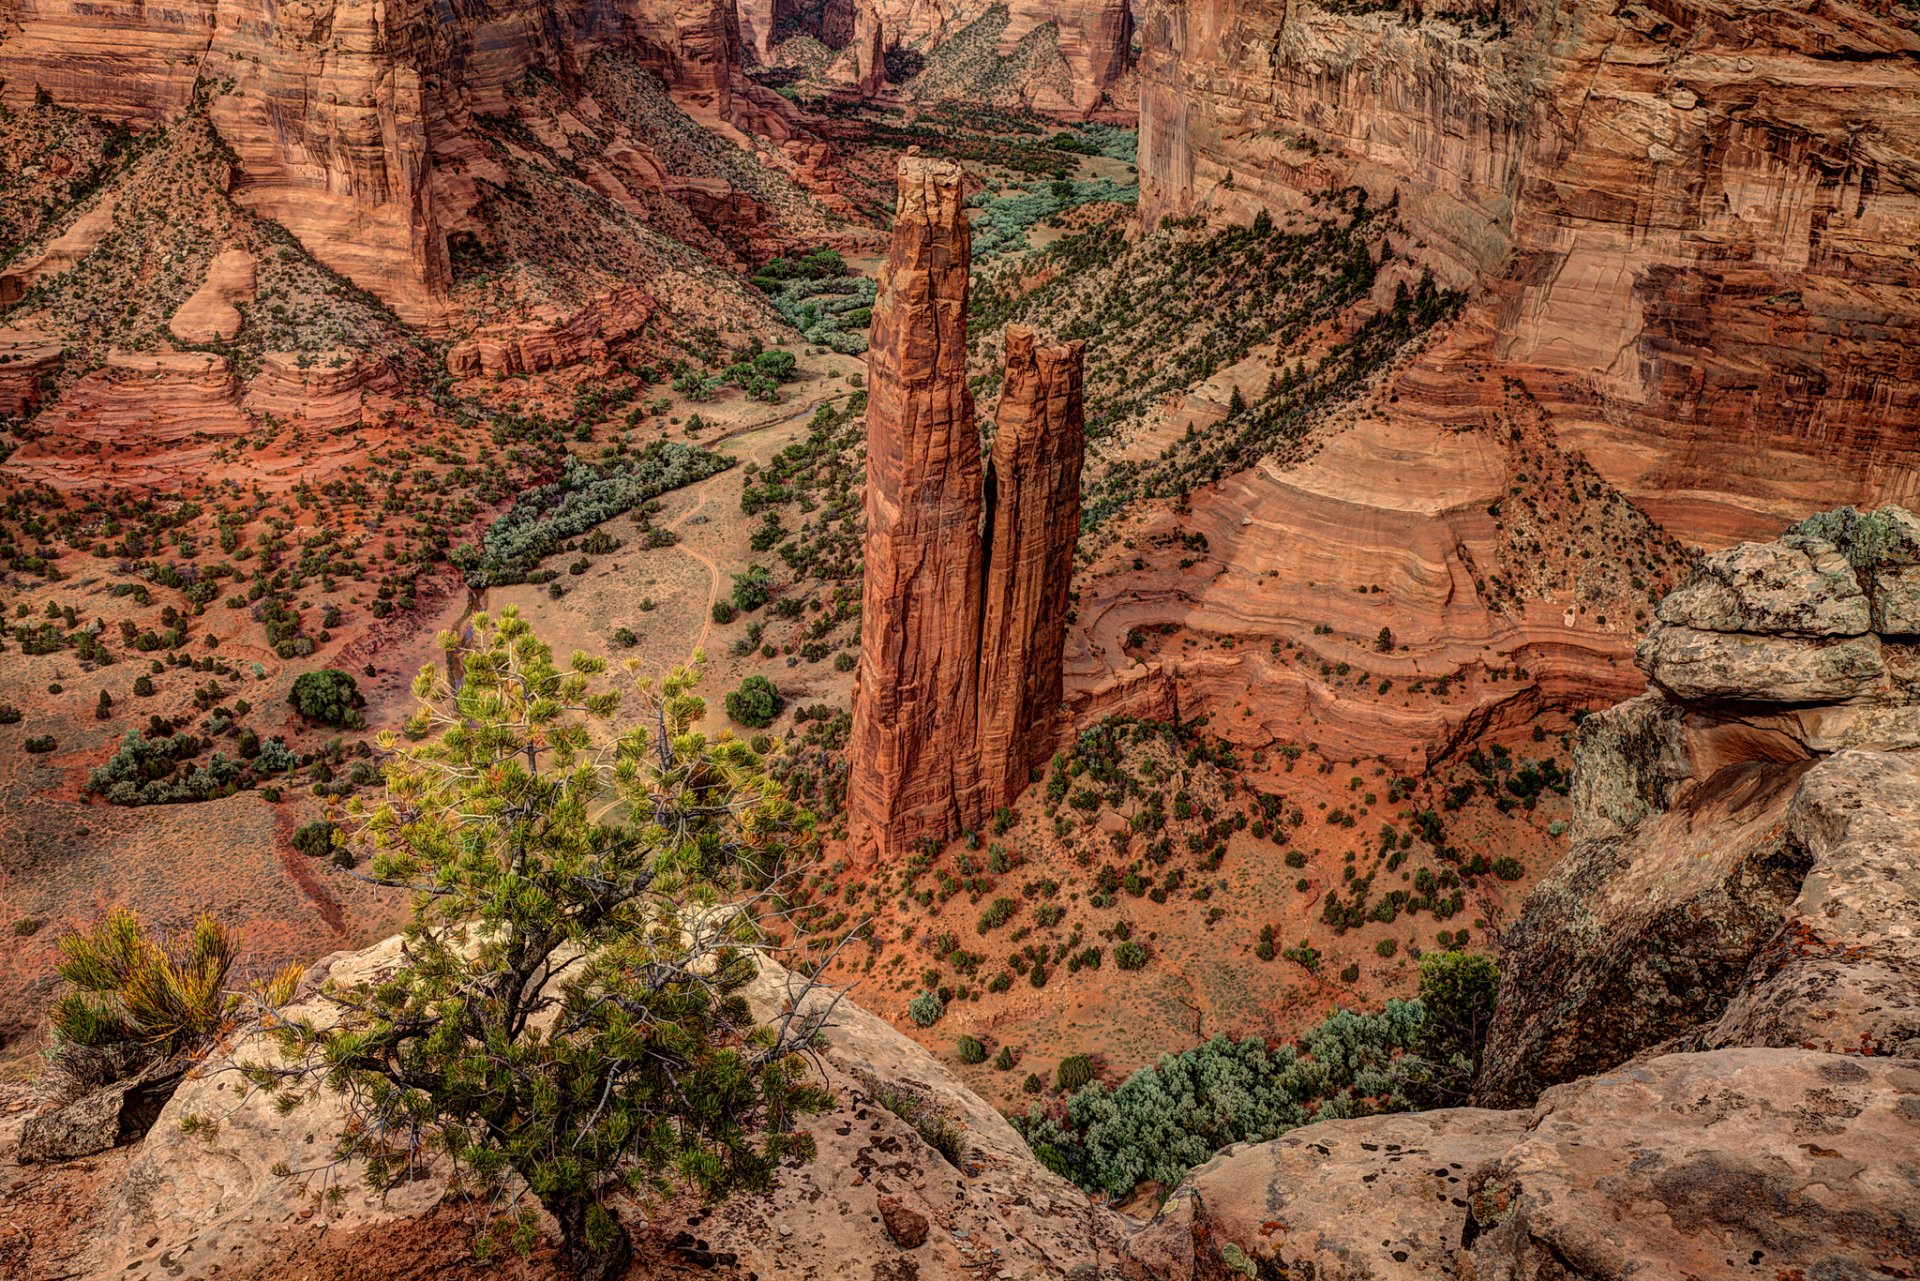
(1135, 0, 1920, 539)
(1474, 508, 1920, 1107)
(0, 0, 810, 324)
(848, 157, 1089, 864)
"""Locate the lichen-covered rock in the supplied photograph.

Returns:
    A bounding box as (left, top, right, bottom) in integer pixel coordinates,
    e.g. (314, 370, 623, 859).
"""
(1636, 628, 1887, 704)
(1462, 1050, 1920, 1279)
(1654, 537, 1869, 638)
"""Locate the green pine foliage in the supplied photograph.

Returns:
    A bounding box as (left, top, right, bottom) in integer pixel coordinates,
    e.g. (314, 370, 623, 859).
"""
(248, 610, 831, 1281)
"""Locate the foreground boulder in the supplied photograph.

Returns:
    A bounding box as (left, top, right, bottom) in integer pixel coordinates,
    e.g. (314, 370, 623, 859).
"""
(84, 937, 1121, 1280)
(1477, 509, 1920, 1107)
(1136, 1049, 1920, 1280)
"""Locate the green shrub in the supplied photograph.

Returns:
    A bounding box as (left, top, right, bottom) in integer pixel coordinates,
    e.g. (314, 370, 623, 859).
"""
(1016, 998, 1426, 1198)
(1055, 1054, 1096, 1093)
(711, 599, 738, 625)
(956, 1035, 987, 1064)
(724, 675, 782, 729)
(908, 989, 945, 1028)
(290, 669, 363, 728)
(993, 1045, 1017, 1071)
(1114, 941, 1148, 970)
(292, 820, 336, 859)
(24, 736, 56, 753)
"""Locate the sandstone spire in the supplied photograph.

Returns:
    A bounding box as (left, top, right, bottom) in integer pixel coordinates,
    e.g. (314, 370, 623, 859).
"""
(977, 327, 1087, 809)
(846, 153, 986, 864)
(847, 157, 1090, 867)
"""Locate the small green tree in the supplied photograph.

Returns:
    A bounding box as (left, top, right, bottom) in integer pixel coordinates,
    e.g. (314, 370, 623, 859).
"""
(251, 610, 832, 1280)
(289, 669, 364, 728)
(725, 675, 782, 729)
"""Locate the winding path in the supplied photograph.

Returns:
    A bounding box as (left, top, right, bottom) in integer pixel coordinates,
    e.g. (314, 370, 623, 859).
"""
(666, 390, 853, 662)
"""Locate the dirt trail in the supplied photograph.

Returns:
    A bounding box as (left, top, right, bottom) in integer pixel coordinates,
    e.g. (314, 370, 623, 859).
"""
(668, 392, 852, 661)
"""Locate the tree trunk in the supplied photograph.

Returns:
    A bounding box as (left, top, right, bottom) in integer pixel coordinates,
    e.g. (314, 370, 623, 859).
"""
(555, 1197, 633, 1281)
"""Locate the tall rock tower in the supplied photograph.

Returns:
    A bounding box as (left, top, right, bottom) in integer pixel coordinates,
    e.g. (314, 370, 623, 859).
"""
(977, 327, 1087, 809)
(847, 154, 987, 863)
(848, 158, 1089, 867)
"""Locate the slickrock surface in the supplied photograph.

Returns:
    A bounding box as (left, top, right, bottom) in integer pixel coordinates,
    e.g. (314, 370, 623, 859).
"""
(847, 153, 988, 863)
(978, 326, 1087, 809)
(1137, 0, 1920, 541)
(81, 938, 1126, 1281)
(1143, 1049, 1920, 1280)
(1478, 511, 1920, 1106)
(849, 162, 1090, 863)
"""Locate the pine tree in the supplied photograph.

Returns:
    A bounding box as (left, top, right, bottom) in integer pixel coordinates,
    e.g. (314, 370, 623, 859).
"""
(253, 609, 832, 1280)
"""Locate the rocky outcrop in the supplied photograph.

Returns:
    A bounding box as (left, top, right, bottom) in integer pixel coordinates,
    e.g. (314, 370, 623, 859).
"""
(1001, 0, 1135, 114)
(1141, 1048, 1920, 1280)
(977, 327, 1087, 810)
(0, 0, 809, 324)
(852, 0, 889, 98)
(1136, 0, 1920, 540)
(79, 936, 1126, 1281)
(0, 330, 63, 419)
(847, 154, 988, 862)
(445, 286, 658, 379)
(1475, 510, 1920, 1106)
(848, 160, 1090, 864)
(166, 248, 256, 344)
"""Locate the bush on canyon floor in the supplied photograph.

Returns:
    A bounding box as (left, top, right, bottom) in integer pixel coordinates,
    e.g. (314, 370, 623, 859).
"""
(908, 989, 946, 1028)
(249, 609, 830, 1281)
(1016, 951, 1500, 1197)
(289, 669, 364, 728)
(725, 675, 783, 729)
(464, 443, 732, 588)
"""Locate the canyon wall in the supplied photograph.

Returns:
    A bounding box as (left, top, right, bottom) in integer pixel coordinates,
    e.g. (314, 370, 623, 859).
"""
(0, 0, 798, 324)
(1136, 0, 1920, 540)
(848, 160, 1089, 864)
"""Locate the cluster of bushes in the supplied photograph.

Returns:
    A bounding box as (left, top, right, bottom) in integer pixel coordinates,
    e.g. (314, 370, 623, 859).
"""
(751, 248, 875, 353)
(969, 176, 1139, 259)
(82, 727, 295, 806)
(725, 675, 783, 729)
(1014, 951, 1499, 1198)
(459, 442, 731, 587)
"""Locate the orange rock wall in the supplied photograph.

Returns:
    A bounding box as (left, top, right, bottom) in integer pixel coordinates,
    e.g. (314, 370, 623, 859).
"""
(1136, 0, 1920, 538)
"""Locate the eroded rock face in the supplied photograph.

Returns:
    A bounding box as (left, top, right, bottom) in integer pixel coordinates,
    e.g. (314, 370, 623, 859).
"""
(848, 164, 1090, 864)
(1477, 510, 1920, 1106)
(1136, 0, 1920, 540)
(847, 154, 988, 863)
(0, 0, 798, 324)
(978, 327, 1087, 811)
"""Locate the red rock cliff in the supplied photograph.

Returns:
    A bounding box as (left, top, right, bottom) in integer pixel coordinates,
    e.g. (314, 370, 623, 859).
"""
(847, 154, 988, 864)
(977, 327, 1087, 811)
(1137, 0, 1920, 539)
(0, 0, 800, 325)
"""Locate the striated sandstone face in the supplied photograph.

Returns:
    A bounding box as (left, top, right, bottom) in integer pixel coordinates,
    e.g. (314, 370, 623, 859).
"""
(1137, 0, 1920, 540)
(847, 154, 988, 863)
(999, 0, 1136, 114)
(0, 0, 798, 324)
(1475, 509, 1920, 1107)
(977, 327, 1087, 811)
(848, 164, 1091, 865)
